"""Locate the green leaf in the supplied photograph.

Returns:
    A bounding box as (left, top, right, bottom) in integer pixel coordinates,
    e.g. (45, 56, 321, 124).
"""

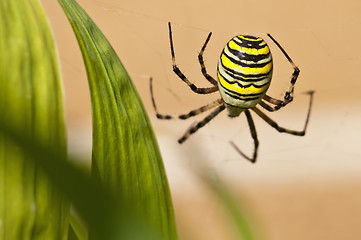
(69, 214, 88, 240)
(58, 0, 177, 239)
(200, 172, 257, 240)
(0, 119, 125, 240)
(0, 0, 69, 239)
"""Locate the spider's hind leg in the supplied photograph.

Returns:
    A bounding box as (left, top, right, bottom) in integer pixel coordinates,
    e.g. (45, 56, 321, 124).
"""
(178, 104, 226, 143)
(253, 90, 314, 136)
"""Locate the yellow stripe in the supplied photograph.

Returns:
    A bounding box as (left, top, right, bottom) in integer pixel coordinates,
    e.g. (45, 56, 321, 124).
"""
(221, 53, 272, 75)
(238, 36, 263, 41)
(218, 72, 270, 95)
(228, 40, 270, 55)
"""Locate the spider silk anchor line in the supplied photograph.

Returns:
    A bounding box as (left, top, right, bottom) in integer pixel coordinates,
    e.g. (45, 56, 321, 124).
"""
(150, 22, 314, 163)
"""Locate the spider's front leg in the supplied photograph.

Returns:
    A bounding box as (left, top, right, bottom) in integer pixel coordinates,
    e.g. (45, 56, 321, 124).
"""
(168, 22, 218, 94)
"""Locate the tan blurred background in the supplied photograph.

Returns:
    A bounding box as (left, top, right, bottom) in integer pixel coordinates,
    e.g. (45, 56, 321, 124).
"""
(43, 0, 361, 239)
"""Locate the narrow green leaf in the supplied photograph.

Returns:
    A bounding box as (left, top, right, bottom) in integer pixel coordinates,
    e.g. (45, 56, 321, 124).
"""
(0, 0, 69, 239)
(200, 172, 257, 240)
(69, 214, 88, 240)
(58, 0, 177, 239)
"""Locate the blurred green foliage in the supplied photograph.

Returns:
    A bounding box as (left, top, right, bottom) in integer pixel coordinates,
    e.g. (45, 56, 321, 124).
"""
(0, 0, 256, 239)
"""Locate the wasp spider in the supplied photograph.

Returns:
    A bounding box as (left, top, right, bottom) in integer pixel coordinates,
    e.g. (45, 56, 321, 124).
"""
(150, 22, 314, 163)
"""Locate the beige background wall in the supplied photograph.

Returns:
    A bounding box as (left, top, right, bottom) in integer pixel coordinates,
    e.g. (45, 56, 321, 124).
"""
(43, 0, 361, 239)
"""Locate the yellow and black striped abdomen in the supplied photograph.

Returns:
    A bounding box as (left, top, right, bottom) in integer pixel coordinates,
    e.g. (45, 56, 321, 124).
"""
(217, 35, 273, 117)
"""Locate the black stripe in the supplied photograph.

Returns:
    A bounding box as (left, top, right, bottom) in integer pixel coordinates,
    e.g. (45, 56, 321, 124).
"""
(220, 67, 270, 82)
(222, 50, 271, 68)
(224, 90, 261, 101)
(219, 82, 267, 98)
(218, 70, 270, 88)
(219, 59, 273, 79)
(235, 36, 265, 45)
(227, 44, 271, 62)
(237, 35, 259, 40)
(232, 37, 267, 50)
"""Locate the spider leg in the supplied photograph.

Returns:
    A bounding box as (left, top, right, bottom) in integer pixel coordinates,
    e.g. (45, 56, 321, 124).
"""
(259, 100, 277, 112)
(198, 32, 218, 86)
(230, 110, 259, 163)
(178, 104, 226, 143)
(150, 77, 223, 120)
(168, 22, 219, 94)
(252, 90, 314, 135)
(259, 95, 284, 112)
(265, 33, 301, 110)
